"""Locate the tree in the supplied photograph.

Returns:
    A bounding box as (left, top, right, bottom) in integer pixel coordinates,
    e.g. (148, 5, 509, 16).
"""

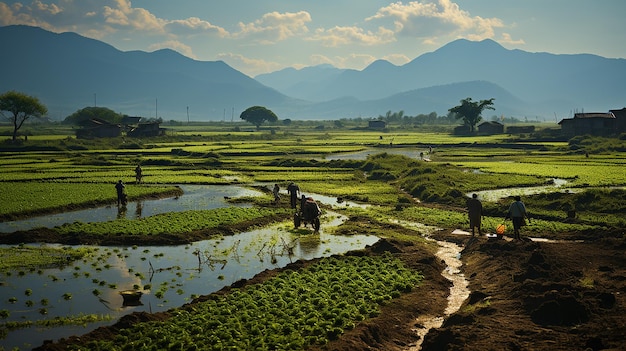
(63, 106, 122, 126)
(448, 97, 495, 132)
(0, 90, 48, 142)
(240, 106, 278, 129)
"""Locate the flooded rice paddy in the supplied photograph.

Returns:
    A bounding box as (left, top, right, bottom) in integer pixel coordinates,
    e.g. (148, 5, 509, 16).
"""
(1, 211, 378, 350)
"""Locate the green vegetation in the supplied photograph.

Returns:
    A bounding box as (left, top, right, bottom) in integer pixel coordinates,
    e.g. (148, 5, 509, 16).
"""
(68, 253, 422, 350)
(0, 182, 182, 220)
(0, 244, 94, 270)
(54, 207, 291, 237)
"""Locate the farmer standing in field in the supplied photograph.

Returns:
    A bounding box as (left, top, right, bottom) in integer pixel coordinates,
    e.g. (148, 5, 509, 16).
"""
(115, 180, 126, 206)
(467, 193, 483, 236)
(287, 182, 300, 209)
(506, 195, 530, 240)
(273, 184, 280, 204)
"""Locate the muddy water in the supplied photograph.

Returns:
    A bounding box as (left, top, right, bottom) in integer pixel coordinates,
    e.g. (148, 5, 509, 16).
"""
(408, 240, 469, 351)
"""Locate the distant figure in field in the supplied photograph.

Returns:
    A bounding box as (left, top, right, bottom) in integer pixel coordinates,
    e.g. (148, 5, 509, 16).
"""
(115, 180, 126, 206)
(466, 193, 483, 236)
(135, 164, 142, 183)
(300, 194, 307, 212)
(287, 182, 300, 209)
(506, 195, 530, 240)
(273, 184, 280, 204)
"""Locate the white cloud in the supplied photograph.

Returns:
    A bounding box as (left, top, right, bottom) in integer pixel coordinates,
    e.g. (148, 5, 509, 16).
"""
(235, 11, 311, 43)
(367, 0, 505, 42)
(309, 25, 395, 47)
(500, 32, 525, 45)
(103, 0, 164, 32)
(166, 17, 228, 37)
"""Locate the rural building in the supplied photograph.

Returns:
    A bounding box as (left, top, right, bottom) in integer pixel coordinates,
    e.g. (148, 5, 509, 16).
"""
(76, 118, 121, 138)
(127, 122, 165, 137)
(368, 120, 387, 129)
(478, 121, 504, 134)
(506, 125, 535, 134)
(558, 112, 617, 136)
(609, 108, 626, 133)
(453, 125, 471, 135)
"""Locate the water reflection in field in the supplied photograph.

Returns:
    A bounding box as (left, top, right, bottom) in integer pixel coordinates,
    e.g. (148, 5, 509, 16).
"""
(0, 185, 262, 233)
(0, 211, 378, 350)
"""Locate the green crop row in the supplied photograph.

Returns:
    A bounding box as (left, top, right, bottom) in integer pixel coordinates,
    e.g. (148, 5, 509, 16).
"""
(68, 252, 423, 351)
(54, 207, 291, 237)
(0, 182, 181, 219)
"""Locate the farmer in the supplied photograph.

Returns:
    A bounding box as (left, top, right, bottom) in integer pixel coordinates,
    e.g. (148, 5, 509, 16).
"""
(115, 180, 126, 206)
(505, 195, 530, 240)
(272, 184, 280, 204)
(467, 193, 483, 236)
(300, 194, 307, 214)
(287, 182, 300, 209)
(134, 164, 142, 183)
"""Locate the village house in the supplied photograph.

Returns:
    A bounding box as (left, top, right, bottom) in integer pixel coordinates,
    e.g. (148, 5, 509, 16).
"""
(368, 120, 387, 129)
(558, 112, 617, 136)
(127, 122, 166, 137)
(477, 121, 504, 135)
(75, 118, 121, 139)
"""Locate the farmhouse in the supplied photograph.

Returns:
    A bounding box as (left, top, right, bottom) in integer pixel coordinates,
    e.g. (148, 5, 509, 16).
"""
(368, 120, 387, 129)
(506, 125, 535, 134)
(127, 122, 166, 137)
(609, 108, 626, 133)
(558, 112, 617, 136)
(76, 118, 121, 139)
(477, 121, 504, 134)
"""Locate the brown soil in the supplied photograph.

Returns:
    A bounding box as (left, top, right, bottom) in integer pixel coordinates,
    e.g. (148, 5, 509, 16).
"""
(27, 217, 626, 351)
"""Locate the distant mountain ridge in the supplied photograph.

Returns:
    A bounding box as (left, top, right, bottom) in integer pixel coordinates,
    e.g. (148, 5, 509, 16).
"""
(0, 25, 296, 121)
(1, 25, 625, 121)
(257, 39, 626, 118)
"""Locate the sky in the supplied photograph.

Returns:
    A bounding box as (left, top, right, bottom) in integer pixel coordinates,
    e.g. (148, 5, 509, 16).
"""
(1, 0, 625, 77)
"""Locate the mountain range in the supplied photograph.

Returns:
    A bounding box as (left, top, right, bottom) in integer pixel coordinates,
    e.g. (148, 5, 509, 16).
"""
(1, 25, 625, 121)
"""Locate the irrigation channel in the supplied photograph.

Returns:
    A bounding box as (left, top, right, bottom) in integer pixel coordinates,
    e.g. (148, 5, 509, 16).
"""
(1, 184, 381, 350)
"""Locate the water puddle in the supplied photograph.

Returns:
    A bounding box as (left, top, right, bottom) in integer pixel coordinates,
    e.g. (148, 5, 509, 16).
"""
(322, 147, 430, 161)
(466, 178, 581, 202)
(0, 210, 378, 350)
(0, 185, 263, 233)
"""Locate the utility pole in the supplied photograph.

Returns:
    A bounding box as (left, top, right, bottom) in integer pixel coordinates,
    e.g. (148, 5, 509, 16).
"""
(187, 106, 190, 124)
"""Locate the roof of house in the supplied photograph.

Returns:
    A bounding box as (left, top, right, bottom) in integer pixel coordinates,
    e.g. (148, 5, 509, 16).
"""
(573, 112, 614, 119)
(478, 121, 503, 126)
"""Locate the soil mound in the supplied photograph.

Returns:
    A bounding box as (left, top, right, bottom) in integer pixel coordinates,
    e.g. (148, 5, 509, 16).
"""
(421, 234, 626, 351)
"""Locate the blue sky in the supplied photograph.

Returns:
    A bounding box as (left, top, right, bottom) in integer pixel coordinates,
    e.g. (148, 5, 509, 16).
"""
(1, 0, 624, 76)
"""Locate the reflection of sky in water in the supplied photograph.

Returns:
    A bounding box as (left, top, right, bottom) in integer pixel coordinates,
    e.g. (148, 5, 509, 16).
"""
(0, 185, 262, 233)
(322, 147, 429, 161)
(466, 178, 582, 202)
(0, 211, 379, 350)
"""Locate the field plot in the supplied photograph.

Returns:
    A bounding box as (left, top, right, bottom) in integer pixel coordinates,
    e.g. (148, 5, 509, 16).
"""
(1, 125, 625, 351)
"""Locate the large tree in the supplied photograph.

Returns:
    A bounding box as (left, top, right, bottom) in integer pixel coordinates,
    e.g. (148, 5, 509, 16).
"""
(240, 106, 278, 129)
(63, 106, 122, 126)
(0, 91, 48, 142)
(448, 97, 495, 132)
